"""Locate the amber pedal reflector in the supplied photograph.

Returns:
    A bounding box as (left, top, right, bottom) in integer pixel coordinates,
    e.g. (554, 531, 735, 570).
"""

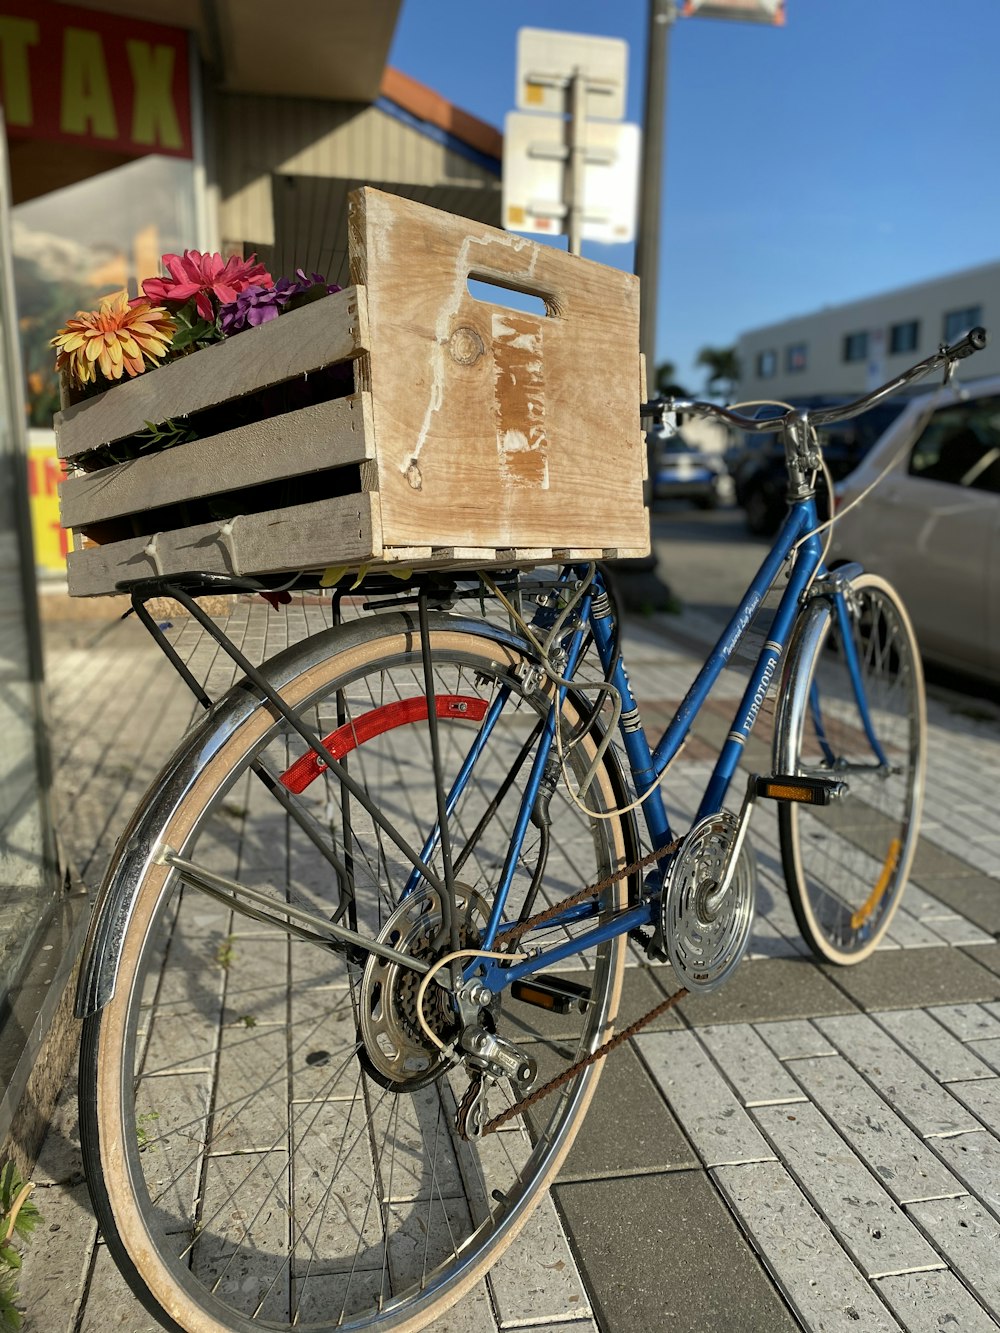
(752, 774, 845, 806)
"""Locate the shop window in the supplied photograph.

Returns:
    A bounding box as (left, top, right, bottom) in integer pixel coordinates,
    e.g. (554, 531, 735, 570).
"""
(785, 343, 807, 373)
(756, 349, 776, 379)
(13, 155, 198, 432)
(943, 306, 983, 345)
(889, 320, 920, 355)
(843, 331, 868, 363)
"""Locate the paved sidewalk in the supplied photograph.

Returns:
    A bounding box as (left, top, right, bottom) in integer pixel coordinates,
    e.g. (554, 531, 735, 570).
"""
(17, 596, 1000, 1332)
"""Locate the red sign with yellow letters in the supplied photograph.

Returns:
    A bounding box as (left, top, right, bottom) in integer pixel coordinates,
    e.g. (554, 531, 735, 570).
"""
(0, 0, 192, 159)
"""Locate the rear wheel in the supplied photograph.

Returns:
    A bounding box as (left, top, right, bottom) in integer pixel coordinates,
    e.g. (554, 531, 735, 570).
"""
(79, 613, 631, 1331)
(775, 575, 925, 963)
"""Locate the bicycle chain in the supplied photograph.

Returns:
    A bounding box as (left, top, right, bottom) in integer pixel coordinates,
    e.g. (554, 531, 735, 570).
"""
(460, 835, 685, 1139)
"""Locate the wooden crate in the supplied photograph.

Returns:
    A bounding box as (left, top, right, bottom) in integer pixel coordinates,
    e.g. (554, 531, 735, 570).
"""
(57, 188, 650, 596)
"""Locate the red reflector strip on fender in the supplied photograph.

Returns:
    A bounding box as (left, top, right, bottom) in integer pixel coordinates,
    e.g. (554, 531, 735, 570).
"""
(279, 695, 490, 793)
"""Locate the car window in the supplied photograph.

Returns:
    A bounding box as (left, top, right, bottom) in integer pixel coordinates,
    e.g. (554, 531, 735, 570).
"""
(908, 396, 1000, 494)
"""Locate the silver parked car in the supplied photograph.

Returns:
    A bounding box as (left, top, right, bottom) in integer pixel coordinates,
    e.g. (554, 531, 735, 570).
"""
(829, 375, 1000, 684)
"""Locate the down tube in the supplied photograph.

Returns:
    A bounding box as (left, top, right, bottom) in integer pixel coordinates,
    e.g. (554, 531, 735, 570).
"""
(697, 504, 824, 820)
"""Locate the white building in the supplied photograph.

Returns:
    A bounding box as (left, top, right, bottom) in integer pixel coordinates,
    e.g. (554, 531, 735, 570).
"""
(736, 260, 1000, 403)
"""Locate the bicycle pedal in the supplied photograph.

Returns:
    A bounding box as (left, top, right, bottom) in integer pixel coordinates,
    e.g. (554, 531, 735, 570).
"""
(752, 774, 847, 806)
(510, 974, 591, 1015)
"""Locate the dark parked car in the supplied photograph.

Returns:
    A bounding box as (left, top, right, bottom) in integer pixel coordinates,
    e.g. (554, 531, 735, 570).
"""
(651, 427, 735, 509)
(734, 398, 908, 535)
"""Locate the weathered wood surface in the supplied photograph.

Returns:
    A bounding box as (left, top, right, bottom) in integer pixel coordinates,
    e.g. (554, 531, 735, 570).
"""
(60, 395, 375, 529)
(55, 287, 369, 459)
(66, 495, 381, 595)
(350, 188, 649, 554)
(61, 190, 650, 595)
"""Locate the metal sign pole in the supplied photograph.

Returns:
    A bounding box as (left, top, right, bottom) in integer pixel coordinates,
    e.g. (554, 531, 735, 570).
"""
(635, 0, 677, 377)
(567, 70, 586, 256)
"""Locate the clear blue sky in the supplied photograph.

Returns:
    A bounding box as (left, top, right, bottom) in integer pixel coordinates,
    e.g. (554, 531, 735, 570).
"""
(388, 0, 1000, 393)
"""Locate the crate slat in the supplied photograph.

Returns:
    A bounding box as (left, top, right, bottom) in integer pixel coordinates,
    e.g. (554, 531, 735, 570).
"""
(56, 286, 369, 459)
(60, 394, 375, 529)
(66, 494, 381, 595)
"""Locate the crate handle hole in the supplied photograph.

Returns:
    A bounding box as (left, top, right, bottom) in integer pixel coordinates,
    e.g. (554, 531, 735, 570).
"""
(466, 278, 552, 318)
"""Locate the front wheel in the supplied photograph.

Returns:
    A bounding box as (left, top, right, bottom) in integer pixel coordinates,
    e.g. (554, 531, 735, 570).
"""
(78, 612, 631, 1332)
(775, 574, 925, 963)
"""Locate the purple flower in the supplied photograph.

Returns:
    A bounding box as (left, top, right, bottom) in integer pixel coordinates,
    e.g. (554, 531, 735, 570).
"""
(218, 271, 342, 335)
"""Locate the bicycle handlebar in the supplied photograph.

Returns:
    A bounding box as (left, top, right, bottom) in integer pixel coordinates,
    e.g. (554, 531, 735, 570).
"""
(642, 326, 990, 435)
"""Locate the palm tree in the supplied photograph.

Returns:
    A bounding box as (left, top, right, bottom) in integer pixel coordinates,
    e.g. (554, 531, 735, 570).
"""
(695, 345, 741, 400)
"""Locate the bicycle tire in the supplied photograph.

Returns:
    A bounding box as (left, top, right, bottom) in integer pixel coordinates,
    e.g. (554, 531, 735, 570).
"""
(774, 573, 926, 963)
(78, 610, 633, 1332)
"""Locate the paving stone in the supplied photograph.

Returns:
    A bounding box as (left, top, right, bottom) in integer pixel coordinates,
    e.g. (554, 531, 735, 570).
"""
(931, 1131, 1000, 1220)
(966, 1038, 1000, 1075)
(874, 1269, 997, 1332)
(525, 1040, 697, 1180)
(635, 1029, 776, 1167)
(755, 1018, 836, 1062)
(923, 915, 996, 947)
(752, 1102, 944, 1279)
(17, 1179, 96, 1333)
(555, 1170, 798, 1333)
(713, 1161, 903, 1331)
(487, 1192, 591, 1328)
(883, 910, 952, 949)
(945, 1078, 1000, 1135)
(676, 957, 857, 1026)
(818, 948, 1000, 1011)
(902, 885, 964, 921)
(906, 1195, 1000, 1312)
(910, 876, 1000, 934)
(909, 839, 983, 881)
(77, 1243, 165, 1332)
(814, 1013, 980, 1138)
(785, 1057, 963, 1205)
(873, 1008, 997, 1082)
(926, 1002, 1000, 1042)
(699, 1024, 807, 1107)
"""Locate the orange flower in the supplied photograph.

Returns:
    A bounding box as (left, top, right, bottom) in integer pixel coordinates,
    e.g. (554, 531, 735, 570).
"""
(50, 290, 176, 390)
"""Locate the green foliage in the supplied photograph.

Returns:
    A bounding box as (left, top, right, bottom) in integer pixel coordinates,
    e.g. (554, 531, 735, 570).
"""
(136, 1110, 161, 1153)
(215, 936, 236, 971)
(0, 1164, 41, 1331)
(0, 1269, 22, 1330)
(654, 360, 676, 393)
(0, 1168, 38, 1246)
(134, 419, 197, 454)
(695, 345, 741, 399)
(170, 299, 223, 354)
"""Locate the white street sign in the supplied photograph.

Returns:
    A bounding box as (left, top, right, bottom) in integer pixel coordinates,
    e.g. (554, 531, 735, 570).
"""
(503, 112, 640, 244)
(515, 28, 627, 121)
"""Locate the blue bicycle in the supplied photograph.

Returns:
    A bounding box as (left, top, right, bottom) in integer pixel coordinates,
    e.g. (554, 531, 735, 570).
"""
(77, 328, 987, 1332)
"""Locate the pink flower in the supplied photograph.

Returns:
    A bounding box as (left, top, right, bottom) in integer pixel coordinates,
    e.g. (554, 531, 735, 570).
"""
(142, 251, 274, 321)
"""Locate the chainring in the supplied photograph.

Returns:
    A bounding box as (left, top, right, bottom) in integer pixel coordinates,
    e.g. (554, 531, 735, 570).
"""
(358, 885, 489, 1090)
(660, 811, 755, 992)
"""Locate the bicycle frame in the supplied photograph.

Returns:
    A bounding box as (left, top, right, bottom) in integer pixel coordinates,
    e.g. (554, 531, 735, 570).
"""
(464, 494, 830, 992)
(108, 492, 871, 1004)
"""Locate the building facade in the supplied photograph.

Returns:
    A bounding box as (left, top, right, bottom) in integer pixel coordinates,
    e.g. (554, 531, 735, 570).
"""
(736, 260, 1000, 403)
(0, 0, 501, 1162)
